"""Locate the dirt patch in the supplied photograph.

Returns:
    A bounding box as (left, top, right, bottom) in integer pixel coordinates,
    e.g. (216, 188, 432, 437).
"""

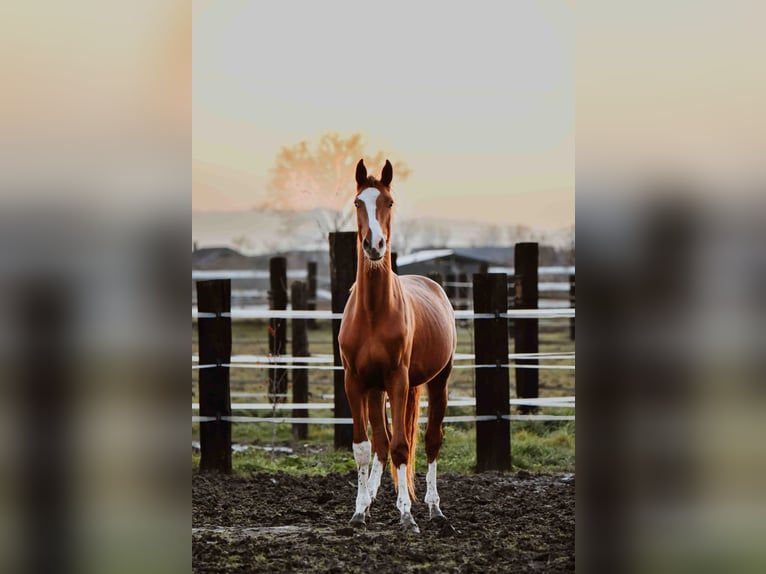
(193, 470, 574, 573)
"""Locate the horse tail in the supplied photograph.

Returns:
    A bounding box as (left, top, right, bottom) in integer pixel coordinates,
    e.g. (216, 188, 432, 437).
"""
(405, 385, 421, 501)
(390, 385, 421, 501)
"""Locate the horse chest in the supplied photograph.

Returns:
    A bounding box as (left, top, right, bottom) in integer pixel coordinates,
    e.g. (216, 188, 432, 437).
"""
(340, 322, 409, 377)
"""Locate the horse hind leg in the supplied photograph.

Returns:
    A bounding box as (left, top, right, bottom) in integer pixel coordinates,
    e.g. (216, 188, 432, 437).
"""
(386, 370, 420, 533)
(425, 363, 451, 521)
(367, 390, 389, 504)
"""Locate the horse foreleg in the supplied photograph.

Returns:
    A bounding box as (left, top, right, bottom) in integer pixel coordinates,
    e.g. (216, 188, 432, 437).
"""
(386, 370, 420, 533)
(368, 390, 389, 502)
(425, 365, 450, 521)
(346, 380, 371, 527)
(351, 440, 371, 525)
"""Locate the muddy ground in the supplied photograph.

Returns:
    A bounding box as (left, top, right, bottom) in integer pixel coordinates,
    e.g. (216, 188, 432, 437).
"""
(193, 470, 574, 573)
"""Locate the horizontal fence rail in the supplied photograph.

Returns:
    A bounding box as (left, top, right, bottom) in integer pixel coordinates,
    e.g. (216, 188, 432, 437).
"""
(193, 396, 575, 412)
(199, 414, 574, 425)
(192, 269, 318, 280)
(487, 265, 575, 275)
(192, 308, 576, 320)
(192, 267, 575, 280)
(192, 352, 575, 363)
(192, 348, 575, 372)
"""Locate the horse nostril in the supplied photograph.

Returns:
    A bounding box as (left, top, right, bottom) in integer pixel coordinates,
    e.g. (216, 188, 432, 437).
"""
(363, 238, 371, 249)
(377, 239, 385, 250)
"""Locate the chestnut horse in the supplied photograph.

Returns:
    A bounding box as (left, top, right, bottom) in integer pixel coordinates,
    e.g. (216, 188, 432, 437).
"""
(338, 159, 456, 533)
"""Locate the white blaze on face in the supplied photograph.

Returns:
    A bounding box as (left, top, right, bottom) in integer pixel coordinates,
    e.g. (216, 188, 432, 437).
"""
(358, 187, 386, 257)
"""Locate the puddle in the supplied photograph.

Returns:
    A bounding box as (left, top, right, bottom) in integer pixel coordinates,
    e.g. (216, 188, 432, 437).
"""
(191, 442, 293, 454)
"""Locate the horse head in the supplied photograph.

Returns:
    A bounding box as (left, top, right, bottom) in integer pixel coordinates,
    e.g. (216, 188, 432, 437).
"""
(354, 159, 394, 263)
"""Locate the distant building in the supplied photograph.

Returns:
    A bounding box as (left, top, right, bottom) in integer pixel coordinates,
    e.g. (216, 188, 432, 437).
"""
(192, 246, 254, 270)
(395, 248, 508, 278)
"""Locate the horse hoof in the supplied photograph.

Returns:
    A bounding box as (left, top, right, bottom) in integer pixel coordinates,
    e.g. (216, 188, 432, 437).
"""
(349, 513, 366, 528)
(399, 513, 420, 534)
(430, 510, 447, 522)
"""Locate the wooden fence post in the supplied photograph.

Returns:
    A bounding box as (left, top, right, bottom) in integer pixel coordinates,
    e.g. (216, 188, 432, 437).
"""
(196, 279, 232, 473)
(569, 273, 575, 341)
(330, 231, 357, 449)
(307, 260, 318, 330)
(508, 275, 519, 339)
(458, 272, 469, 310)
(446, 272, 457, 309)
(473, 273, 511, 472)
(515, 243, 539, 413)
(268, 257, 288, 401)
(291, 281, 309, 439)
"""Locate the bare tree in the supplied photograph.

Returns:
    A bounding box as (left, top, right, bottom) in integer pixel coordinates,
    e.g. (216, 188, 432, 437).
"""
(267, 132, 411, 234)
(479, 224, 502, 247)
(566, 225, 575, 266)
(505, 224, 533, 244)
(231, 234, 253, 253)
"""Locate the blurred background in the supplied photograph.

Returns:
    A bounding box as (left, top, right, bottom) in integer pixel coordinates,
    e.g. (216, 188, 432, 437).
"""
(0, 0, 764, 573)
(0, 2, 189, 574)
(577, 2, 766, 572)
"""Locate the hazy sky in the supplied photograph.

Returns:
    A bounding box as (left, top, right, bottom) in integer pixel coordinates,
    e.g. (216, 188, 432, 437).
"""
(193, 1, 574, 228)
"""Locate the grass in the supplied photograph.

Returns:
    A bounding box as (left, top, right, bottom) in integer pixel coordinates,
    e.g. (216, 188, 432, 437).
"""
(192, 318, 575, 475)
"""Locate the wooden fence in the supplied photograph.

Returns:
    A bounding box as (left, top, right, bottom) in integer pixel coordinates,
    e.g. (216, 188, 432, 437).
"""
(193, 234, 575, 474)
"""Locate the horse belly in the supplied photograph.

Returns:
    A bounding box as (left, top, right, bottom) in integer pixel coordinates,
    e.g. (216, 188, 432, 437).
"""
(405, 288, 456, 386)
(409, 335, 453, 386)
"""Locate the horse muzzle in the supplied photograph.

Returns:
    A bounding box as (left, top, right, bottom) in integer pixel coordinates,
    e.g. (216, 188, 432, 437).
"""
(363, 236, 386, 261)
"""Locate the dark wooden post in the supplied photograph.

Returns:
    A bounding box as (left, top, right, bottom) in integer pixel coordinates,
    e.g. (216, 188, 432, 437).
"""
(446, 272, 457, 309)
(508, 274, 519, 339)
(458, 272, 469, 310)
(307, 260, 318, 330)
(569, 273, 575, 341)
(330, 231, 357, 449)
(291, 281, 309, 439)
(473, 273, 511, 472)
(391, 251, 398, 274)
(268, 257, 288, 401)
(196, 280, 232, 473)
(427, 271, 443, 288)
(515, 243, 539, 413)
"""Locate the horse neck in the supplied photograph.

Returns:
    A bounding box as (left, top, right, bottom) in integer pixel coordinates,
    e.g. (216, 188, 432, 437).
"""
(355, 246, 398, 316)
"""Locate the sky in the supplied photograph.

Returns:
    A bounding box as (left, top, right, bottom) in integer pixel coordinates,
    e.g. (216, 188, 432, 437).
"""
(193, 1, 574, 228)
(576, 1, 766, 191)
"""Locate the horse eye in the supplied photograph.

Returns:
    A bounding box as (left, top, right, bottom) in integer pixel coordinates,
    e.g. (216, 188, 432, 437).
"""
(388, 201, 394, 208)
(354, 200, 361, 208)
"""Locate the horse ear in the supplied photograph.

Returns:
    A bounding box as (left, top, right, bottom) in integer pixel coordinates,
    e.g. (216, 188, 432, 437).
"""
(381, 159, 393, 187)
(355, 159, 367, 187)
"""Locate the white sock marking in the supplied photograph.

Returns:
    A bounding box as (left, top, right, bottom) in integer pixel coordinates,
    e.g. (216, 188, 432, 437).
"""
(368, 456, 384, 500)
(358, 187, 386, 258)
(353, 441, 371, 516)
(396, 463, 411, 515)
(424, 460, 441, 513)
